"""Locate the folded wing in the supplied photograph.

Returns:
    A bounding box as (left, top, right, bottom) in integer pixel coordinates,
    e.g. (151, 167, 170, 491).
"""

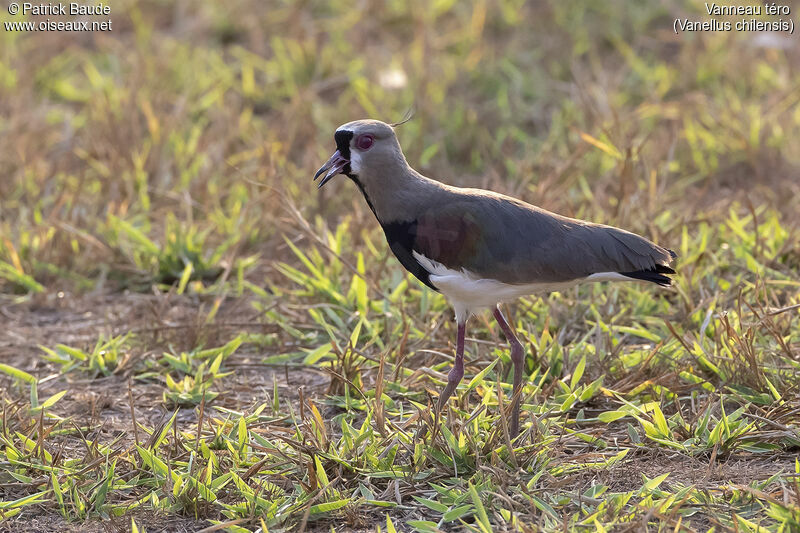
(409, 190, 676, 286)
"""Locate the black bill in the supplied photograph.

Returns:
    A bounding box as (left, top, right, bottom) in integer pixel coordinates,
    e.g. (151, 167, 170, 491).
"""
(313, 150, 349, 188)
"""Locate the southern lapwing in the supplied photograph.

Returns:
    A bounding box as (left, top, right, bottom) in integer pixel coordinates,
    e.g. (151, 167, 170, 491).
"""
(314, 119, 676, 439)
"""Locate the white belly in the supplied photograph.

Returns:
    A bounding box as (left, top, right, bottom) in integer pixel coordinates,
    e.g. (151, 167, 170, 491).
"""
(412, 251, 629, 322)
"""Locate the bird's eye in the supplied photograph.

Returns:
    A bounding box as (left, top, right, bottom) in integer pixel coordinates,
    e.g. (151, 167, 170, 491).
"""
(356, 134, 374, 151)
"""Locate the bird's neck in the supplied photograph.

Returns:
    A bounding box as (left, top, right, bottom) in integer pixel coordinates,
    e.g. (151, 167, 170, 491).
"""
(350, 165, 442, 224)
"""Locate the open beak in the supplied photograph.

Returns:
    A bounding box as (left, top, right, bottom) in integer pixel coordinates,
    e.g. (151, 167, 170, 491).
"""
(314, 150, 349, 188)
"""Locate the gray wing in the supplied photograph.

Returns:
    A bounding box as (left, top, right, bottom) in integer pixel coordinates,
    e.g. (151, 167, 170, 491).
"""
(413, 190, 675, 285)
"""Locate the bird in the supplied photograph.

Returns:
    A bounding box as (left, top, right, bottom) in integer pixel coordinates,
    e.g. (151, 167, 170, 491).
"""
(314, 119, 676, 439)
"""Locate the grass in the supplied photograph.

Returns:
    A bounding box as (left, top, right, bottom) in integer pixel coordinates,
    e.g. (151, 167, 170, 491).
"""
(1, 0, 799, 531)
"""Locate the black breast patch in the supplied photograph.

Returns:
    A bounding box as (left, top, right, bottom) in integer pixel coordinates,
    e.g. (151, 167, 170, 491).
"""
(381, 220, 438, 291)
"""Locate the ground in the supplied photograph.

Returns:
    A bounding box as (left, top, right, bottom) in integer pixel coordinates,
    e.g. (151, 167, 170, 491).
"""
(1, 1, 799, 532)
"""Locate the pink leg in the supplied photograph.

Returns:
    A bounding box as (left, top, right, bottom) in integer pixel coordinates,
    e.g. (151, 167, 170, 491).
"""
(493, 306, 525, 438)
(437, 321, 466, 413)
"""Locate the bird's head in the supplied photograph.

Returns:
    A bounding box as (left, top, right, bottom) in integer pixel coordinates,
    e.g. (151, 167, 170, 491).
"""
(314, 119, 406, 188)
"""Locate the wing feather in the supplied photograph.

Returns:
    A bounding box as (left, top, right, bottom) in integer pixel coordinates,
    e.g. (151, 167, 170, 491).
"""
(409, 190, 675, 285)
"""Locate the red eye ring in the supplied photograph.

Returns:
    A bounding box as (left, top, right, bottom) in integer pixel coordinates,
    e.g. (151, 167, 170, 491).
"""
(356, 134, 374, 151)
